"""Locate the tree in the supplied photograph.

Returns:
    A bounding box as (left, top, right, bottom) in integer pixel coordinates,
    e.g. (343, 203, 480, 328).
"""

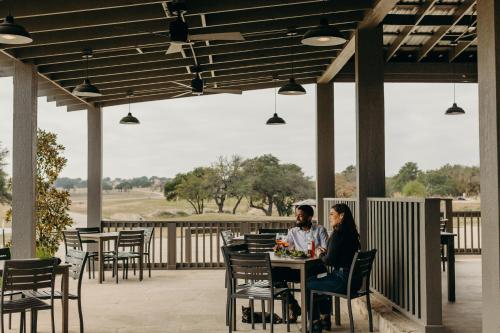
(402, 180, 427, 197)
(418, 169, 458, 196)
(163, 173, 186, 200)
(115, 181, 132, 192)
(335, 165, 356, 197)
(175, 168, 211, 214)
(272, 164, 315, 216)
(0, 143, 10, 204)
(393, 162, 421, 193)
(6, 130, 73, 256)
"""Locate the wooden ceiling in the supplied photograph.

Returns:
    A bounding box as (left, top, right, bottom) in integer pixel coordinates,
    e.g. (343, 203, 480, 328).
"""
(0, 0, 478, 111)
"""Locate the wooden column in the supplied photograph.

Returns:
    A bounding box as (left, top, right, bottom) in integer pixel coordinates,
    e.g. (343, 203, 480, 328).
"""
(315, 83, 335, 226)
(87, 106, 102, 229)
(477, 1, 500, 331)
(355, 25, 386, 249)
(11, 62, 37, 258)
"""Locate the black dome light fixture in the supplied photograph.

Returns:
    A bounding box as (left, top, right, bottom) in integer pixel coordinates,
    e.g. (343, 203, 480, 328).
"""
(267, 75, 286, 125)
(301, 18, 346, 47)
(0, 14, 32, 44)
(445, 82, 465, 115)
(120, 91, 140, 125)
(279, 28, 306, 96)
(72, 48, 102, 97)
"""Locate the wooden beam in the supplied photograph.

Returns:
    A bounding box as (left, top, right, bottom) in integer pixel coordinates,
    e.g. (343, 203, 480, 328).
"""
(318, 0, 399, 83)
(386, 0, 439, 61)
(417, 0, 475, 61)
(449, 37, 477, 62)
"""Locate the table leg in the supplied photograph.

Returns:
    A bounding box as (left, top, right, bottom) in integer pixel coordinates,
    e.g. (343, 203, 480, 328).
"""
(334, 296, 341, 326)
(99, 238, 104, 284)
(139, 247, 144, 281)
(61, 267, 69, 333)
(300, 266, 307, 333)
(447, 237, 455, 302)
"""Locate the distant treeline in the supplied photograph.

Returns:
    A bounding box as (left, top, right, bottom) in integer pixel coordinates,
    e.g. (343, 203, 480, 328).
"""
(55, 176, 169, 192)
(336, 162, 480, 198)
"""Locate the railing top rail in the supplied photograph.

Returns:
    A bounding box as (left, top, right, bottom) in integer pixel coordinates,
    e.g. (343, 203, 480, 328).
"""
(323, 198, 357, 201)
(102, 219, 296, 224)
(367, 197, 426, 203)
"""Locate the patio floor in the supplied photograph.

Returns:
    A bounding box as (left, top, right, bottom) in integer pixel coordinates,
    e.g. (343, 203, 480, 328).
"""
(3, 255, 481, 333)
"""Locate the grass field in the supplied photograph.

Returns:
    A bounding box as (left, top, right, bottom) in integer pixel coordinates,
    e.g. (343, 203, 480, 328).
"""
(0, 188, 482, 224)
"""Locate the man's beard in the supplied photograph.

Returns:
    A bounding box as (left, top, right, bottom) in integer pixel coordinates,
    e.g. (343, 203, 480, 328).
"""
(297, 220, 312, 229)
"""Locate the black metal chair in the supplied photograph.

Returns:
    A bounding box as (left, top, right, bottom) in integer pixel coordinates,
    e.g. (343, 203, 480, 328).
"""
(1, 259, 57, 333)
(226, 251, 290, 333)
(258, 229, 289, 235)
(309, 249, 377, 333)
(0, 248, 22, 330)
(23, 250, 89, 333)
(221, 244, 248, 326)
(63, 230, 98, 279)
(105, 230, 144, 283)
(244, 234, 276, 253)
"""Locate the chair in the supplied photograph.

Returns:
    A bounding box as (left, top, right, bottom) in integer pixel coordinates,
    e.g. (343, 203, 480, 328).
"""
(220, 230, 235, 246)
(244, 234, 276, 253)
(0, 259, 57, 333)
(309, 249, 377, 333)
(23, 250, 89, 333)
(226, 251, 290, 333)
(258, 229, 289, 235)
(0, 248, 21, 330)
(105, 230, 144, 283)
(221, 244, 248, 326)
(63, 230, 98, 279)
(440, 219, 447, 271)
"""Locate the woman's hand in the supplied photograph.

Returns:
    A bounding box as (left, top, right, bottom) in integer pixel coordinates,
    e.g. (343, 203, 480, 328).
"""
(316, 247, 327, 257)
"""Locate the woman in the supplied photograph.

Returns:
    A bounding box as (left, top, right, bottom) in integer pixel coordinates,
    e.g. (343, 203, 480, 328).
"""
(306, 203, 361, 331)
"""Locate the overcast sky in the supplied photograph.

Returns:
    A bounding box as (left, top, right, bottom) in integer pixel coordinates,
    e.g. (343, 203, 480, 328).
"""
(0, 77, 479, 179)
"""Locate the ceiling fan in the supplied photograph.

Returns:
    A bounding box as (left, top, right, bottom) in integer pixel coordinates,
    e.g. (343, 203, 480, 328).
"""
(165, 0, 245, 54)
(170, 66, 242, 98)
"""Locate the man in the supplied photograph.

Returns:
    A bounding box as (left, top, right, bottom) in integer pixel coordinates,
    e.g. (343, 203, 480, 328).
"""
(275, 205, 329, 322)
(286, 205, 328, 252)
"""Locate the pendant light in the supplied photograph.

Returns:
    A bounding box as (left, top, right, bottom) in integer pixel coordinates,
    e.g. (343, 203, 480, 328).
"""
(120, 91, 140, 125)
(266, 76, 286, 125)
(0, 13, 32, 44)
(301, 18, 346, 46)
(445, 65, 465, 115)
(445, 83, 465, 115)
(279, 29, 306, 95)
(73, 49, 102, 97)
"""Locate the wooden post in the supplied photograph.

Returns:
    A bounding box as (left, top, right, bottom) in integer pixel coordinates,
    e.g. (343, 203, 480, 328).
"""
(355, 25, 386, 249)
(87, 106, 102, 230)
(167, 222, 177, 269)
(477, 1, 500, 331)
(11, 62, 37, 259)
(421, 198, 444, 332)
(444, 198, 453, 233)
(315, 83, 335, 226)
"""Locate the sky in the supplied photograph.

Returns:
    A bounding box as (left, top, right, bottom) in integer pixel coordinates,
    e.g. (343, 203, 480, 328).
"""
(0, 77, 479, 180)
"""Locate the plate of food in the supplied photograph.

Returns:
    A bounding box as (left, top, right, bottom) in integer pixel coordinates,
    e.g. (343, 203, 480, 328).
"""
(288, 250, 308, 258)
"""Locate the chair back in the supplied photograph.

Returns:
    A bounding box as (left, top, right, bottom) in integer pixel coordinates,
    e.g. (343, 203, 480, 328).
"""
(63, 230, 83, 253)
(220, 230, 234, 246)
(258, 228, 288, 235)
(1, 259, 56, 294)
(141, 227, 154, 252)
(226, 252, 273, 286)
(347, 249, 377, 297)
(117, 229, 144, 251)
(0, 248, 11, 261)
(65, 249, 89, 281)
(244, 234, 276, 253)
(75, 227, 100, 234)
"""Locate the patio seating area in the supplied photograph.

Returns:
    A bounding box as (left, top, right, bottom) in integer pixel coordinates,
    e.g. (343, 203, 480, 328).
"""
(0, 255, 479, 333)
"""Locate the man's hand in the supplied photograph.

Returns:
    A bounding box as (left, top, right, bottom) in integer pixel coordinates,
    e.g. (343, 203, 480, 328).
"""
(315, 247, 327, 257)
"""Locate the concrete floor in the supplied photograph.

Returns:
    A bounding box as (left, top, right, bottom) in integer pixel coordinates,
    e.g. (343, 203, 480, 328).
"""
(3, 256, 481, 333)
(442, 255, 482, 333)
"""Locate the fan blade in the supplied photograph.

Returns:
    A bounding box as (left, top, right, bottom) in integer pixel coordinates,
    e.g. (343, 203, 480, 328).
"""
(172, 91, 191, 98)
(189, 32, 245, 41)
(171, 81, 191, 89)
(166, 43, 184, 54)
(204, 88, 242, 94)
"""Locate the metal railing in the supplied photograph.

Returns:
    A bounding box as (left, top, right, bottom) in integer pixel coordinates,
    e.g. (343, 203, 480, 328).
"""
(367, 198, 442, 330)
(452, 211, 481, 254)
(101, 220, 295, 269)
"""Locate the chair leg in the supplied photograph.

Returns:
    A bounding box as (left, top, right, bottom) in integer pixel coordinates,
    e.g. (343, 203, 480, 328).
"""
(366, 293, 373, 332)
(309, 291, 314, 333)
(51, 305, 55, 333)
(228, 297, 233, 333)
(148, 255, 151, 278)
(250, 299, 255, 329)
(261, 300, 266, 330)
(78, 297, 84, 333)
(8, 294, 12, 329)
(0, 314, 4, 333)
(87, 258, 92, 279)
(20, 311, 25, 333)
(115, 259, 119, 284)
(347, 298, 354, 333)
(270, 298, 274, 333)
(225, 281, 230, 326)
(31, 310, 37, 333)
(286, 293, 290, 332)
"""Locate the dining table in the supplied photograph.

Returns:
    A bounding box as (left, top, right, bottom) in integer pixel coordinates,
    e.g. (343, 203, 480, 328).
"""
(441, 231, 457, 302)
(0, 261, 70, 333)
(79, 232, 119, 284)
(269, 252, 323, 333)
